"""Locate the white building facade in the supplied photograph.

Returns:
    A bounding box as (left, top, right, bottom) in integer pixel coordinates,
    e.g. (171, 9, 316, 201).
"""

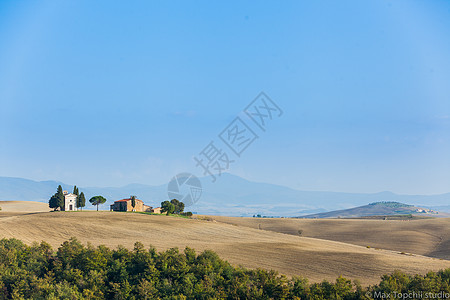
(63, 191, 78, 211)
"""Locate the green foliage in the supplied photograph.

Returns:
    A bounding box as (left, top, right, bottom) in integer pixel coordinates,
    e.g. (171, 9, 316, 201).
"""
(131, 196, 136, 209)
(170, 199, 185, 214)
(0, 237, 449, 299)
(57, 185, 65, 210)
(48, 195, 59, 211)
(161, 199, 185, 215)
(73, 186, 79, 196)
(49, 185, 65, 211)
(89, 196, 107, 211)
(181, 212, 193, 217)
(76, 192, 86, 210)
(72, 186, 80, 211)
(161, 201, 175, 215)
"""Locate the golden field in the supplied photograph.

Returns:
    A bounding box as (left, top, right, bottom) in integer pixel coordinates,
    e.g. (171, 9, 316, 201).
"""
(0, 201, 449, 285)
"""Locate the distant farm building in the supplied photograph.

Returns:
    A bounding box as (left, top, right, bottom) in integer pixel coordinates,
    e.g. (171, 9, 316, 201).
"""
(63, 191, 77, 211)
(151, 207, 162, 214)
(110, 197, 152, 212)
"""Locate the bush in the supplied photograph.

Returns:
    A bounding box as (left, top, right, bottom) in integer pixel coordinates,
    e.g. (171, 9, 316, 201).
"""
(0, 238, 449, 299)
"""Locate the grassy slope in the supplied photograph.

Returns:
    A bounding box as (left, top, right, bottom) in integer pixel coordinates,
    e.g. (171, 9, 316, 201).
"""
(300, 202, 445, 219)
(209, 215, 450, 260)
(0, 209, 449, 285)
(0, 201, 49, 213)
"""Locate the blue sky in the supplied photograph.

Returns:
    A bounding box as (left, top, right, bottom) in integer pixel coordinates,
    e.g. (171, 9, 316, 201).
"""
(0, 0, 449, 194)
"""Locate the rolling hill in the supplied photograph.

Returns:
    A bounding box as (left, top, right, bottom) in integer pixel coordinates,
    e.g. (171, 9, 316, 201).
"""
(0, 175, 449, 216)
(209, 215, 450, 260)
(0, 200, 49, 213)
(300, 201, 445, 219)
(0, 205, 449, 286)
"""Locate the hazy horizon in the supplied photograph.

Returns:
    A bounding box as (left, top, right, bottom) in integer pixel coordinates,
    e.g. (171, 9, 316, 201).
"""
(1, 173, 449, 197)
(1, 1, 449, 195)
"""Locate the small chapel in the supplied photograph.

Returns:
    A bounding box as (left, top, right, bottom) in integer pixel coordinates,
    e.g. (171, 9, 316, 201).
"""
(63, 191, 77, 211)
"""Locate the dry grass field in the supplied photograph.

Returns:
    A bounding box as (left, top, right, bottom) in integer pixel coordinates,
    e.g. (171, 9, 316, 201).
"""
(0, 201, 449, 285)
(0, 200, 49, 212)
(209, 215, 450, 260)
(0, 201, 49, 215)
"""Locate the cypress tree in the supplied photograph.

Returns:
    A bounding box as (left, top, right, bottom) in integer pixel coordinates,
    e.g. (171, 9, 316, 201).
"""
(56, 185, 65, 211)
(77, 192, 86, 211)
(131, 196, 136, 211)
(49, 185, 65, 211)
(73, 186, 79, 210)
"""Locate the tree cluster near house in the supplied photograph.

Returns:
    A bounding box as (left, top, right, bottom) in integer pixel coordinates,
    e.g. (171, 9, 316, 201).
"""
(161, 200, 175, 215)
(160, 199, 192, 216)
(48, 185, 65, 211)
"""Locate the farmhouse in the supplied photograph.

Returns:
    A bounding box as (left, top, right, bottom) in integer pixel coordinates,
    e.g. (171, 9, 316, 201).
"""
(110, 197, 152, 212)
(151, 207, 162, 214)
(63, 191, 77, 211)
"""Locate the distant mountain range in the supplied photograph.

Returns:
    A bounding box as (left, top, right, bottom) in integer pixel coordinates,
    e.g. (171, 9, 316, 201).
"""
(300, 201, 447, 219)
(0, 174, 449, 216)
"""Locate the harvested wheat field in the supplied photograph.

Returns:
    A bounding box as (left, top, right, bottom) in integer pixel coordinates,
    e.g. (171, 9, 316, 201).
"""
(209, 215, 450, 260)
(0, 209, 449, 285)
(0, 201, 49, 215)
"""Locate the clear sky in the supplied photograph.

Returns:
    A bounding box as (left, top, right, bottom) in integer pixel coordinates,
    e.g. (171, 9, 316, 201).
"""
(0, 0, 449, 194)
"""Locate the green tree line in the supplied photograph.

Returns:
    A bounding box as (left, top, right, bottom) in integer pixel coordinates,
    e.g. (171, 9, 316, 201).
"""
(0, 238, 449, 299)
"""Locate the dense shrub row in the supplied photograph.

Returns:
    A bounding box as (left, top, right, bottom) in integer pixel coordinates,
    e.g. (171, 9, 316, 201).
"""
(0, 238, 449, 299)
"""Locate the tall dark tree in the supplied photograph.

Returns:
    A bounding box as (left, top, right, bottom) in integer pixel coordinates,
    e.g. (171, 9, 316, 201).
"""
(161, 200, 175, 215)
(49, 185, 65, 211)
(170, 199, 185, 214)
(48, 195, 59, 211)
(89, 195, 107, 211)
(72, 186, 79, 210)
(131, 196, 136, 211)
(56, 185, 65, 211)
(77, 192, 86, 211)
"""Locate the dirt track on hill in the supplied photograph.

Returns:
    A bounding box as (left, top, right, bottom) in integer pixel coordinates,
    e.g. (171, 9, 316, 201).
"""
(0, 209, 449, 285)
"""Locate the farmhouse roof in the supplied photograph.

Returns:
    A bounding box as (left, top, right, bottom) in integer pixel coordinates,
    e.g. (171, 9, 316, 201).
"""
(114, 198, 143, 203)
